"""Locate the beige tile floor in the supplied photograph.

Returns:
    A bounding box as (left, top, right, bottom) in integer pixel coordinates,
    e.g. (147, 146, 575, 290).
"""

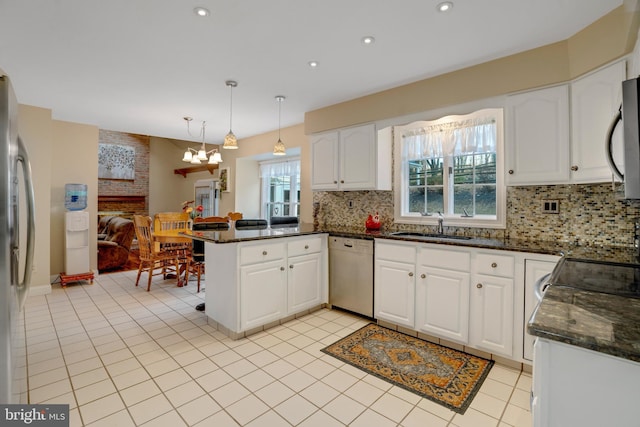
(25, 270, 533, 426)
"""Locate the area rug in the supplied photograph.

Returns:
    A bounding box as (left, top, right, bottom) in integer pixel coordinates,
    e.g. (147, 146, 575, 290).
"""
(321, 323, 493, 414)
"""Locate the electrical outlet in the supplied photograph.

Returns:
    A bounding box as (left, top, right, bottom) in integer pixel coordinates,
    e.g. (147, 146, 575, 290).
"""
(542, 199, 559, 214)
(348, 200, 354, 209)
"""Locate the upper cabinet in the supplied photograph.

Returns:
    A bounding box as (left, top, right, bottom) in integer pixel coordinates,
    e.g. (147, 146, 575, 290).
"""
(570, 60, 626, 183)
(506, 60, 626, 186)
(310, 123, 392, 191)
(505, 85, 571, 185)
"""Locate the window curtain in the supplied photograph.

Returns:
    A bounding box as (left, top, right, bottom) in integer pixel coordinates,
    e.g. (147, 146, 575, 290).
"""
(402, 116, 496, 160)
(259, 158, 300, 178)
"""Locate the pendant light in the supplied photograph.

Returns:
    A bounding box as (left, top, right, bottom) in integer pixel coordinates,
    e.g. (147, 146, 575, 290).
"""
(181, 117, 223, 164)
(223, 80, 238, 149)
(273, 95, 286, 155)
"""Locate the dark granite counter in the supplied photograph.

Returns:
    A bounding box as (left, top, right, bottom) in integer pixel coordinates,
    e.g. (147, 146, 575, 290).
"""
(528, 285, 640, 363)
(186, 223, 639, 264)
(185, 222, 324, 243)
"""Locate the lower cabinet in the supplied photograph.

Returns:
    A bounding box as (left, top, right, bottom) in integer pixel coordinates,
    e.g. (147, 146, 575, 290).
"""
(470, 274, 514, 356)
(416, 266, 470, 343)
(240, 260, 287, 331)
(287, 252, 322, 314)
(205, 234, 328, 338)
(375, 258, 415, 328)
(374, 239, 544, 361)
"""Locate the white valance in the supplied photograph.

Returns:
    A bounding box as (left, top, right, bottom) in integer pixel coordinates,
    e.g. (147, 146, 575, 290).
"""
(259, 158, 300, 178)
(402, 112, 497, 160)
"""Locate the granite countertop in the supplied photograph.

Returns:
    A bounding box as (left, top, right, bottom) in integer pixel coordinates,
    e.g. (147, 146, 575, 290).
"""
(186, 223, 639, 264)
(528, 285, 640, 362)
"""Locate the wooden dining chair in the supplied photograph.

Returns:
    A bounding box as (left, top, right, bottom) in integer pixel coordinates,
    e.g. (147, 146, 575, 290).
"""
(153, 211, 192, 261)
(227, 212, 243, 221)
(132, 215, 181, 291)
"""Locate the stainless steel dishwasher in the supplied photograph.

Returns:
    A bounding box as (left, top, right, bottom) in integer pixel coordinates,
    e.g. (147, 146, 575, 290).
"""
(329, 236, 374, 317)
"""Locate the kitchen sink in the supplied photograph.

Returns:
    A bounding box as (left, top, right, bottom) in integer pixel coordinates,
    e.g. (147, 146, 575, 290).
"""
(390, 231, 473, 241)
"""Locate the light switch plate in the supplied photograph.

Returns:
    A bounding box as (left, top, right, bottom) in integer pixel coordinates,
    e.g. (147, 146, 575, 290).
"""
(542, 199, 559, 214)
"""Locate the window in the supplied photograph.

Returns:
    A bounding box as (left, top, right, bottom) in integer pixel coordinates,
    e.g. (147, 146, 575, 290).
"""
(260, 158, 300, 222)
(394, 108, 505, 228)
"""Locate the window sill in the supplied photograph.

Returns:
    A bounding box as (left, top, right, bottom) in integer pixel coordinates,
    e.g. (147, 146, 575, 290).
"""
(394, 215, 506, 229)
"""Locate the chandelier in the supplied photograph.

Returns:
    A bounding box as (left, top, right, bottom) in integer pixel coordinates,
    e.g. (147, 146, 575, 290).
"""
(181, 117, 223, 165)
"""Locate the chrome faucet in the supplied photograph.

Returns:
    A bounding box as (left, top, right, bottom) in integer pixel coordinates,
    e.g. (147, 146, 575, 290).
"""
(437, 211, 444, 234)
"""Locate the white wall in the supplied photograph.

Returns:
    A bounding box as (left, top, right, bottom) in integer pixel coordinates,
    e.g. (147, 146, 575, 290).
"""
(18, 105, 54, 294)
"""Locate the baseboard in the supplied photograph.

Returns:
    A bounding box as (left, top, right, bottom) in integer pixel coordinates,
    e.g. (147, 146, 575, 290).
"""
(29, 282, 52, 296)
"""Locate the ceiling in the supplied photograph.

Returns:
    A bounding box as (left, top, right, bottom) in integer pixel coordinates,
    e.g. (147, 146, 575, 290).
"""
(0, 0, 624, 146)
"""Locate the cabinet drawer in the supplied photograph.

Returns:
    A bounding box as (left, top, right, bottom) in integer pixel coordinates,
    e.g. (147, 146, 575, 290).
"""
(240, 242, 286, 265)
(376, 242, 416, 263)
(475, 252, 514, 277)
(288, 236, 322, 257)
(418, 247, 470, 271)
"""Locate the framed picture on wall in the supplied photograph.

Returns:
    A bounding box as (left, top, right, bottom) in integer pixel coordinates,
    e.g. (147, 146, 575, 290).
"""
(219, 167, 230, 192)
(98, 143, 135, 180)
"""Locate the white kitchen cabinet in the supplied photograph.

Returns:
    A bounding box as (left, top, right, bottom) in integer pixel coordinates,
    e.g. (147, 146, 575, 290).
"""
(532, 338, 640, 427)
(205, 234, 328, 338)
(523, 258, 557, 361)
(240, 260, 287, 331)
(505, 84, 570, 185)
(570, 60, 626, 183)
(309, 131, 339, 190)
(470, 251, 515, 357)
(470, 274, 514, 357)
(287, 252, 322, 313)
(415, 246, 471, 343)
(374, 241, 416, 328)
(310, 123, 391, 191)
(416, 266, 470, 343)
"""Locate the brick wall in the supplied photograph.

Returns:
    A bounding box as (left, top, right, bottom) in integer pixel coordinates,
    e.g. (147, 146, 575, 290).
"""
(98, 130, 149, 215)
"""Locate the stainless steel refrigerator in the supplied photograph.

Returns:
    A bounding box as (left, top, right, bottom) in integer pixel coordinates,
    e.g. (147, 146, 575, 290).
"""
(0, 73, 35, 404)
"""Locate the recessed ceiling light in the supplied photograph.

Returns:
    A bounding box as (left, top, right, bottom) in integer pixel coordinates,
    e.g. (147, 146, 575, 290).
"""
(308, 61, 319, 68)
(361, 36, 375, 45)
(193, 6, 210, 17)
(437, 1, 453, 12)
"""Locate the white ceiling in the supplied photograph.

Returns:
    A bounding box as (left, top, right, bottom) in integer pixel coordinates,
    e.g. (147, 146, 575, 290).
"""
(0, 0, 624, 146)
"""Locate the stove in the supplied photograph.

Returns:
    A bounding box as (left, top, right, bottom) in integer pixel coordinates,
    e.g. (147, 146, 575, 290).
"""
(549, 258, 640, 299)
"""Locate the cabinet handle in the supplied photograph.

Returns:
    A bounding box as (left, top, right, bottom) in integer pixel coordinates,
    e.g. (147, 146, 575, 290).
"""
(571, 165, 579, 171)
(262, 251, 268, 256)
(408, 272, 414, 277)
(508, 169, 514, 174)
(304, 245, 309, 249)
(340, 180, 344, 184)
(280, 266, 285, 271)
(491, 262, 497, 268)
(334, 180, 338, 184)
(477, 283, 483, 289)
(289, 265, 293, 269)
(420, 273, 426, 279)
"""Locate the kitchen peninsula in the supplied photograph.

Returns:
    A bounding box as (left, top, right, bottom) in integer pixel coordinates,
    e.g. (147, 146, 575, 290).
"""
(189, 224, 329, 339)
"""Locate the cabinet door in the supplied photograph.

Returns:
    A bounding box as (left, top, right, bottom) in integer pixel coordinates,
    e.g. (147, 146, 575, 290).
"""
(288, 253, 322, 313)
(339, 124, 376, 190)
(415, 266, 470, 343)
(310, 131, 339, 190)
(523, 259, 556, 361)
(570, 60, 626, 183)
(375, 259, 415, 328)
(506, 85, 570, 185)
(471, 274, 514, 357)
(240, 260, 287, 331)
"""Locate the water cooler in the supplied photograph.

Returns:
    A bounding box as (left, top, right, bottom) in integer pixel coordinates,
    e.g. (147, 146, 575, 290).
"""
(61, 184, 93, 286)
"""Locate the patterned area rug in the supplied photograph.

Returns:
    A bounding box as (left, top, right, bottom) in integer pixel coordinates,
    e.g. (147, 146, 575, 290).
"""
(321, 323, 493, 414)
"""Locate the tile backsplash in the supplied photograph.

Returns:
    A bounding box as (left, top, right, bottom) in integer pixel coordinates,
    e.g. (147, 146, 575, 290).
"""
(313, 182, 640, 248)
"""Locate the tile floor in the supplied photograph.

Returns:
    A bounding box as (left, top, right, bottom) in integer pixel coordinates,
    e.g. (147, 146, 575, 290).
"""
(25, 270, 533, 426)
